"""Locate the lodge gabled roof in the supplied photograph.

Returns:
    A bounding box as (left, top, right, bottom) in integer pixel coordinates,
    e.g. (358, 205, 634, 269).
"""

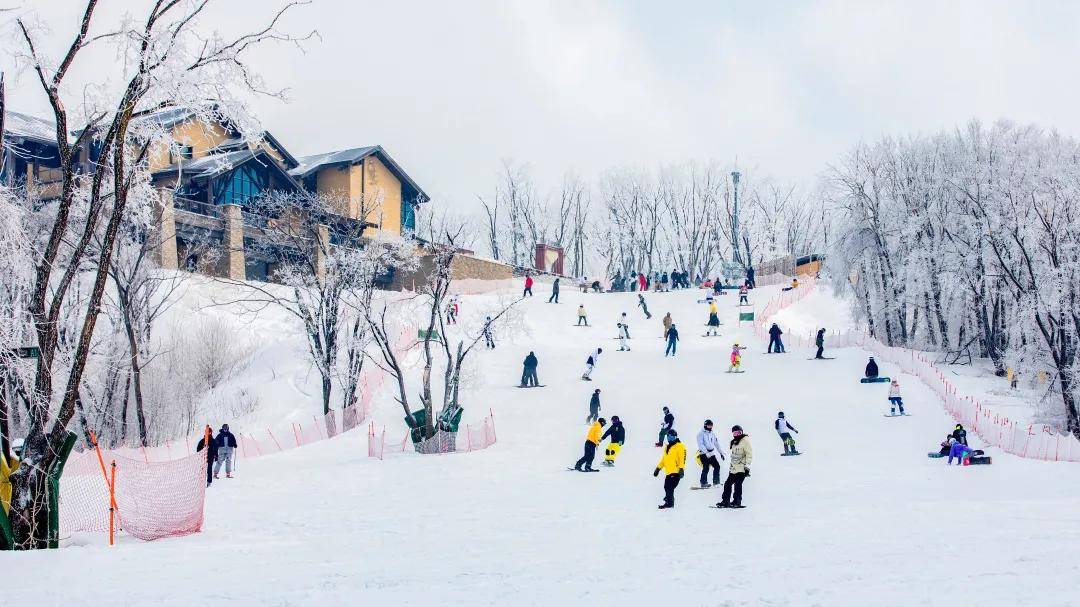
(290, 145, 430, 203)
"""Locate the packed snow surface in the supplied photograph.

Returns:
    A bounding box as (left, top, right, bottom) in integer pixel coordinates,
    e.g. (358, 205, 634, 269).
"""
(5, 283, 1080, 606)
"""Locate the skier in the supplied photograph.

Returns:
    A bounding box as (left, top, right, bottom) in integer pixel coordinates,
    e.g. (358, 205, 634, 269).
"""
(705, 301, 720, 336)
(775, 412, 800, 455)
(746, 266, 756, 289)
(662, 312, 673, 338)
(214, 424, 238, 479)
(196, 425, 219, 487)
(768, 323, 785, 353)
(728, 343, 747, 372)
(653, 430, 687, 509)
(617, 320, 631, 351)
(587, 388, 601, 423)
(548, 278, 560, 303)
(483, 316, 496, 349)
(888, 380, 905, 415)
(665, 323, 680, 357)
(952, 424, 968, 446)
(738, 284, 749, 305)
(864, 357, 879, 378)
(577, 304, 589, 326)
(716, 425, 752, 508)
(638, 293, 652, 319)
(581, 347, 603, 381)
(655, 406, 675, 447)
(520, 351, 539, 387)
(815, 328, 826, 359)
(574, 417, 606, 471)
(601, 415, 626, 466)
(523, 274, 534, 297)
(696, 419, 725, 488)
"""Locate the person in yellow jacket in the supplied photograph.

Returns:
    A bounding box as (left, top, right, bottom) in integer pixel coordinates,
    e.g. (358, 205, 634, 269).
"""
(717, 425, 753, 508)
(573, 418, 606, 471)
(653, 429, 687, 509)
(1, 450, 19, 515)
(706, 301, 720, 336)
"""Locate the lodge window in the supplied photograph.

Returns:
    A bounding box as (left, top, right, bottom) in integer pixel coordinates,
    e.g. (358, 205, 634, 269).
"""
(214, 164, 267, 206)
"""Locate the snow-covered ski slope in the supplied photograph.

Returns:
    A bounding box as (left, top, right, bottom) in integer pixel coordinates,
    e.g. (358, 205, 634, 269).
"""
(7, 283, 1080, 606)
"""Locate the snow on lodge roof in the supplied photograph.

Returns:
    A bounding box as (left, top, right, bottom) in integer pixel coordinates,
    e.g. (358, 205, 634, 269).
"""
(290, 146, 430, 203)
(3, 110, 58, 145)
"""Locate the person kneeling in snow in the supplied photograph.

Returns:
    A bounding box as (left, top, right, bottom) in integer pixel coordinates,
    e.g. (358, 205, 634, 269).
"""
(654, 430, 687, 509)
(947, 438, 975, 465)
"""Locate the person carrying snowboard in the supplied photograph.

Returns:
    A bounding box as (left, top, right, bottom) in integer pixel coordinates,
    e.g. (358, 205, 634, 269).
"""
(768, 323, 785, 353)
(815, 328, 826, 359)
(728, 343, 747, 372)
(696, 419, 725, 488)
(548, 277, 560, 303)
(706, 301, 720, 336)
(483, 316, 496, 349)
(577, 304, 589, 326)
(582, 347, 602, 380)
(888, 380, 905, 415)
(656, 406, 675, 447)
(716, 425, 752, 508)
(617, 319, 631, 351)
(865, 357, 879, 379)
(738, 284, 749, 305)
(574, 417, 606, 471)
(665, 323, 680, 356)
(638, 293, 652, 319)
(662, 312, 673, 338)
(601, 415, 626, 466)
(521, 351, 539, 387)
(587, 388, 601, 423)
(775, 412, 799, 455)
(654, 430, 687, 509)
(523, 274, 534, 297)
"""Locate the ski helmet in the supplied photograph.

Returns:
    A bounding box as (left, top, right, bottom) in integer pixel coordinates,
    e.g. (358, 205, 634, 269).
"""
(778, 412, 784, 418)
(667, 429, 678, 439)
(611, 415, 620, 423)
(663, 406, 669, 412)
(731, 424, 744, 434)
(704, 419, 713, 427)
(598, 418, 607, 425)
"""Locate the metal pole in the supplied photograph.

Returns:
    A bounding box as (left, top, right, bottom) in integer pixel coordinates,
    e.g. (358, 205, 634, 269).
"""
(731, 171, 741, 266)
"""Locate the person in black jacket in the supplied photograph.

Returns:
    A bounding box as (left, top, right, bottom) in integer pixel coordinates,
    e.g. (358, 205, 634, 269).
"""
(951, 424, 968, 446)
(601, 415, 626, 466)
(214, 424, 238, 479)
(665, 324, 680, 357)
(745, 266, 756, 289)
(548, 278, 560, 303)
(865, 357, 879, 378)
(196, 425, 218, 486)
(768, 323, 785, 353)
(587, 389, 601, 423)
(521, 352, 539, 387)
(655, 406, 675, 447)
(815, 328, 826, 359)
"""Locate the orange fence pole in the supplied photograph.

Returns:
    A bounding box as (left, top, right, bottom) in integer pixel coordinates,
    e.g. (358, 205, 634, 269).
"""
(292, 423, 302, 448)
(108, 460, 117, 546)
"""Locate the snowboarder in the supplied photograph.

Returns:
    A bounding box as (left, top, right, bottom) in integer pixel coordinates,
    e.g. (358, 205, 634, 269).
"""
(696, 419, 725, 488)
(582, 347, 602, 380)
(654, 430, 687, 509)
(548, 278, 560, 303)
(952, 424, 968, 446)
(746, 266, 756, 289)
(946, 438, 975, 465)
(768, 323, 785, 353)
(574, 417, 606, 471)
(617, 321, 631, 351)
(521, 351, 539, 387)
(665, 324, 680, 356)
(629, 272, 637, 292)
(214, 424, 238, 479)
(601, 415, 625, 466)
(587, 388, 602, 423)
(815, 329, 826, 359)
(523, 274, 534, 297)
(577, 304, 589, 326)
(638, 293, 652, 319)
(483, 316, 496, 349)
(775, 412, 799, 455)
(706, 301, 721, 336)
(888, 380, 905, 415)
(619, 313, 631, 338)
(738, 284, 749, 305)
(865, 357, 879, 378)
(728, 343, 747, 372)
(196, 425, 219, 487)
(662, 312, 673, 338)
(656, 406, 675, 447)
(716, 425, 752, 508)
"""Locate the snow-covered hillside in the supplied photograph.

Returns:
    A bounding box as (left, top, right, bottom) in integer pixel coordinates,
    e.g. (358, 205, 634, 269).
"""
(6, 282, 1080, 606)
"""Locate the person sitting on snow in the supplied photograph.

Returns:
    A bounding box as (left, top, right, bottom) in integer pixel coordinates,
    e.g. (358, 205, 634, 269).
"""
(865, 357, 879, 378)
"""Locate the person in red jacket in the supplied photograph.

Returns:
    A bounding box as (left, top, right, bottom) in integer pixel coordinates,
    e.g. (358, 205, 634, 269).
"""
(524, 274, 534, 297)
(638, 272, 646, 292)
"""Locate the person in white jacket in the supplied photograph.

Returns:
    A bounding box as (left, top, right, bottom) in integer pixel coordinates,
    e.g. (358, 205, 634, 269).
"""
(888, 380, 905, 415)
(775, 411, 800, 455)
(581, 347, 603, 381)
(617, 315, 631, 351)
(696, 419, 726, 488)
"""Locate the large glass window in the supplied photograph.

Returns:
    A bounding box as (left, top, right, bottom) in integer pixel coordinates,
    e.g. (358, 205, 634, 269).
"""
(214, 164, 267, 206)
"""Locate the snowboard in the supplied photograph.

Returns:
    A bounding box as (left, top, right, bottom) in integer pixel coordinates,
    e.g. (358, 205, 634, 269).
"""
(709, 504, 746, 509)
(808, 357, 837, 360)
(566, 467, 599, 472)
(884, 413, 912, 417)
(702, 334, 722, 337)
(580, 377, 593, 381)
(780, 452, 802, 456)
(927, 452, 946, 458)
(726, 369, 745, 374)
(515, 384, 545, 388)
(860, 377, 891, 383)
(690, 485, 714, 490)
(967, 456, 993, 465)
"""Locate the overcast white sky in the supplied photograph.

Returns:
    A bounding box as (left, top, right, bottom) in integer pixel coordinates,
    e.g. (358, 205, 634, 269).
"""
(4, 1, 1079, 209)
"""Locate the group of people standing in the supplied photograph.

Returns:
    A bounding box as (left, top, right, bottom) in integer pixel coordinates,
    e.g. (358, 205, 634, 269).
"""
(196, 424, 238, 486)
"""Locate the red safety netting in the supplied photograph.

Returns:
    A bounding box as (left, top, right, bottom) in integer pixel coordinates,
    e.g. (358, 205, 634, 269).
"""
(368, 410, 498, 459)
(60, 447, 206, 541)
(756, 276, 1080, 462)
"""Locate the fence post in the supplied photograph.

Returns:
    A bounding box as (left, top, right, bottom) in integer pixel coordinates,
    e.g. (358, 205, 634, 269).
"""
(292, 422, 302, 448)
(108, 460, 117, 546)
(267, 428, 283, 452)
(490, 408, 497, 443)
(467, 424, 473, 452)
